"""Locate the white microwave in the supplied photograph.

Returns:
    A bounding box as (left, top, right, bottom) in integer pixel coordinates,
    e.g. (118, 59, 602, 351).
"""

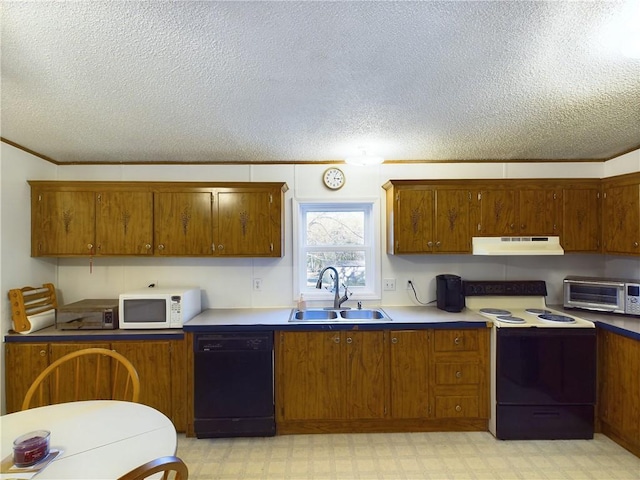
(119, 287, 201, 329)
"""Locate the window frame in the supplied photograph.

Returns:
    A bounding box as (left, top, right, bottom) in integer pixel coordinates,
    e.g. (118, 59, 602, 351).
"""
(292, 198, 381, 302)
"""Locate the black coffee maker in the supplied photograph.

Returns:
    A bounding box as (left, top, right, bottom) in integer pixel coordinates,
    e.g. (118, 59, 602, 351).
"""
(436, 274, 465, 312)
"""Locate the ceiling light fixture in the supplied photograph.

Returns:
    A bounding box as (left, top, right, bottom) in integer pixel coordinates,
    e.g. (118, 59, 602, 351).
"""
(344, 150, 384, 166)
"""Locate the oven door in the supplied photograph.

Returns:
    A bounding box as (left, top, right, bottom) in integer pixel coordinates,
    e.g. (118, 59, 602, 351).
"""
(496, 328, 596, 440)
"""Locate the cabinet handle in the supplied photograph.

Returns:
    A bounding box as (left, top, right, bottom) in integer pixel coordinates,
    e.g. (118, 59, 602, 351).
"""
(346, 337, 353, 344)
(87, 243, 93, 250)
(454, 337, 461, 345)
(391, 337, 398, 344)
(333, 337, 340, 344)
(455, 405, 462, 413)
(520, 224, 525, 230)
(158, 244, 165, 250)
(634, 242, 639, 248)
(436, 241, 441, 247)
(39, 349, 46, 357)
(427, 241, 433, 247)
(218, 245, 224, 250)
(145, 244, 151, 250)
(510, 223, 515, 229)
(456, 371, 462, 378)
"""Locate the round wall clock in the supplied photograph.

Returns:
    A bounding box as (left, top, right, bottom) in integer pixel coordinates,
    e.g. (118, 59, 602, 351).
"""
(323, 167, 345, 190)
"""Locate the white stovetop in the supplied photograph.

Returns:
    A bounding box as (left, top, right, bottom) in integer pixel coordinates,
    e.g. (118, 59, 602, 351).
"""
(465, 296, 595, 328)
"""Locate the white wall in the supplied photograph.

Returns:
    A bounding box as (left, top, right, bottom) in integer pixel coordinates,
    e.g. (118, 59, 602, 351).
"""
(0, 143, 57, 413)
(2, 144, 639, 414)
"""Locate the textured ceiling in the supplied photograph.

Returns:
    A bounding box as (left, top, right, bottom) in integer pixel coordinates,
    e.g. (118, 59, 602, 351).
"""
(1, 1, 640, 164)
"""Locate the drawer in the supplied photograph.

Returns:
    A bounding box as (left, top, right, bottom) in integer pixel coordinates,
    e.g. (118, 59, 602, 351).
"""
(433, 330, 479, 352)
(435, 363, 480, 385)
(435, 395, 479, 418)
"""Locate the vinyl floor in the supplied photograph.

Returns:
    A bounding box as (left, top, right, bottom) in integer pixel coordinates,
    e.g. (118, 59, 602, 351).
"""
(176, 431, 640, 480)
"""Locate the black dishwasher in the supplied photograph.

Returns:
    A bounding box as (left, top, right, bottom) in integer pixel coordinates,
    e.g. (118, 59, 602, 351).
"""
(194, 331, 275, 438)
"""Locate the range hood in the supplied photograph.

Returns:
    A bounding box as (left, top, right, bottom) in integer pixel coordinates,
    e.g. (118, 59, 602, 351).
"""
(472, 236, 564, 256)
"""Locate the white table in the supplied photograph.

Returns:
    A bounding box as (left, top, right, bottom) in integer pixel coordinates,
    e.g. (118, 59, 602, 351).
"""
(1, 400, 177, 479)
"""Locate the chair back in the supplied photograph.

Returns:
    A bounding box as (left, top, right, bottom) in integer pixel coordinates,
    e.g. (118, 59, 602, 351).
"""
(118, 456, 188, 480)
(22, 347, 140, 410)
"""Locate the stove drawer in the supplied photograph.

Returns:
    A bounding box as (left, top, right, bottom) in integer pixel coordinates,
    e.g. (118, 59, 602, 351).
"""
(435, 395, 479, 418)
(433, 329, 479, 352)
(496, 405, 594, 440)
(435, 363, 480, 385)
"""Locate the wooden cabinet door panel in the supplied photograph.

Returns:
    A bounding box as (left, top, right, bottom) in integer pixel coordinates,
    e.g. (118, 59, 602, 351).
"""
(113, 341, 172, 420)
(154, 192, 213, 255)
(278, 332, 344, 420)
(434, 190, 471, 253)
(518, 189, 557, 235)
(215, 191, 272, 256)
(562, 188, 600, 252)
(5, 343, 49, 413)
(433, 329, 479, 352)
(603, 184, 640, 255)
(96, 191, 153, 255)
(34, 191, 95, 256)
(344, 331, 385, 419)
(435, 363, 480, 385)
(49, 343, 111, 403)
(389, 330, 429, 419)
(478, 189, 517, 236)
(395, 189, 433, 253)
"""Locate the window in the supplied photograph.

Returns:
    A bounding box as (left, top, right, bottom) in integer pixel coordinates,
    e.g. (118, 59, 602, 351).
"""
(294, 200, 380, 301)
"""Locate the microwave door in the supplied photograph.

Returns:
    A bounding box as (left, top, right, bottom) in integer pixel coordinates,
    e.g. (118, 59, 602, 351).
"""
(123, 299, 166, 325)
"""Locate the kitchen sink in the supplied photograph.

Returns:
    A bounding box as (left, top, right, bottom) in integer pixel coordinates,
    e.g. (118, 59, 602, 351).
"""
(289, 308, 391, 322)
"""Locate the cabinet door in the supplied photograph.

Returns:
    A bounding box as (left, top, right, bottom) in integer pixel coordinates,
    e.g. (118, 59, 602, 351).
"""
(478, 189, 518, 236)
(389, 330, 429, 418)
(344, 331, 385, 419)
(214, 190, 273, 256)
(112, 341, 173, 421)
(32, 190, 95, 256)
(434, 189, 471, 253)
(95, 191, 153, 255)
(562, 188, 601, 253)
(277, 331, 344, 420)
(5, 343, 49, 413)
(518, 188, 558, 235)
(394, 189, 433, 253)
(154, 192, 213, 255)
(49, 343, 112, 403)
(603, 184, 640, 255)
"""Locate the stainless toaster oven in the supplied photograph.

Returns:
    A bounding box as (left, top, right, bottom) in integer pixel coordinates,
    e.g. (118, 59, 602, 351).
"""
(563, 276, 640, 315)
(55, 299, 119, 330)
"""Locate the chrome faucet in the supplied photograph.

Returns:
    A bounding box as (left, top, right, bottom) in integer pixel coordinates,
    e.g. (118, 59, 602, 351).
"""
(316, 266, 350, 309)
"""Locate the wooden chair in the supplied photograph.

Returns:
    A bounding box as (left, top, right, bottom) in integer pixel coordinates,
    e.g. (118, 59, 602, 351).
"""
(22, 347, 140, 410)
(118, 456, 188, 480)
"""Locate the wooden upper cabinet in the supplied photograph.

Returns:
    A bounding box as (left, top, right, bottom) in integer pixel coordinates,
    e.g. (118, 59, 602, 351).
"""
(602, 182, 640, 255)
(213, 188, 280, 256)
(32, 189, 96, 256)
(154, 191, 213, 256)
(476, 186, 559, 237)
(385, 183, 471, 254)
(562, 187, 601, 253)
(477, 189, 518, 236)
(95, 191, 153, 255)
(518, 188, 559, 236)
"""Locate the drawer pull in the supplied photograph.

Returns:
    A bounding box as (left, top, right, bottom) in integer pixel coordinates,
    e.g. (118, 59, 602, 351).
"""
(346, 337, 353, 344)
(455, 371, 462, 378)
(333, 337, 340, 344)
(454, 337, 461, 345)
(39, 350, 46, 357)
(391, 337, 398, 344)
(455, 405, 462, 412)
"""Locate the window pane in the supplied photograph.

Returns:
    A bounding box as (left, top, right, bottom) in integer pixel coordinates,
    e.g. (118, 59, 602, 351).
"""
(306, 251, 366, 288)
(306, 211, 364, 246)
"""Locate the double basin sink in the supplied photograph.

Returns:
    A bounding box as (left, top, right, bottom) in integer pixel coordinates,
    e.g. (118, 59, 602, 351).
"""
(289, 308, 391, 322)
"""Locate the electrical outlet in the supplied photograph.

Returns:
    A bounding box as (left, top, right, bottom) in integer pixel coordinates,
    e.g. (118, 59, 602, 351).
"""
(383, 279, 396, 291)
(253, 278, 262, 291)
(406, 279, 414, 290)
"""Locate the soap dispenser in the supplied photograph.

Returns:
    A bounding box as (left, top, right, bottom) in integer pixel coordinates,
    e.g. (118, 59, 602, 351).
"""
(297, 294, 307, 311)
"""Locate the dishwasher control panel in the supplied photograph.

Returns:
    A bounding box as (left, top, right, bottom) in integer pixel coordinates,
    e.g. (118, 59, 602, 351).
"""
(196, 332, 273, 352)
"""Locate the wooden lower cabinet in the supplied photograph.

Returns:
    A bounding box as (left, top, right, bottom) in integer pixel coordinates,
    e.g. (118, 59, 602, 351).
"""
(598, 328, 640, 457)
(5, 338, 187, 432)
(275, 327, 489, 434)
